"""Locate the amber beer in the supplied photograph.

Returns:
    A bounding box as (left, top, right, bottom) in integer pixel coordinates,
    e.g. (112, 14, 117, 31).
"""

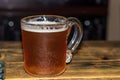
(21, 23, 68, 76)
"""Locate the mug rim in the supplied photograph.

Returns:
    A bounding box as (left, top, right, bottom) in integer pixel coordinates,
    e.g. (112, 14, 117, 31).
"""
(21, 15, 68, 26)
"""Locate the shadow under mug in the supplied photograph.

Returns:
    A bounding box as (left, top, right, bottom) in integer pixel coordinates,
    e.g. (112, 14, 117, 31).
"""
(21, 15, 83, 76)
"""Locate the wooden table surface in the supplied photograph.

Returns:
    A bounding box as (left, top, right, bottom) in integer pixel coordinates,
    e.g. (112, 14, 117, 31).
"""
(0, 41, 120, 80)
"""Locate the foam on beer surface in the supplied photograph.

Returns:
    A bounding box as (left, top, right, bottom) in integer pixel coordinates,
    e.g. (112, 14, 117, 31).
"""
(22, 21, 68, 33)
(28, 21, 57, 24)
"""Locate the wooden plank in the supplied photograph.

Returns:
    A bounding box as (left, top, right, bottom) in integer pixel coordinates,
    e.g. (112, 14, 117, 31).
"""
(1, 47, 120, 62)
(0, 41, 120, 80)
(5, 60, 120, 80)
(0, 41, 120, 49)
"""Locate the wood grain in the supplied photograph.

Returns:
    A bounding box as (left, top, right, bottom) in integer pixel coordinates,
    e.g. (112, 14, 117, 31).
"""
(0, 41, 120, 80)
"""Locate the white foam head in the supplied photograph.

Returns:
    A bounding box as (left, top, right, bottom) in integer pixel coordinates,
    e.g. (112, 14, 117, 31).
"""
(28, 21, 58, 24)
(21, 21, 68, 33)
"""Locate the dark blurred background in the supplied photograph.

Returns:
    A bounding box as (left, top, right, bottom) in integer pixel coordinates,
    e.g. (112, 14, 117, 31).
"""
(0, 0, 108, 41)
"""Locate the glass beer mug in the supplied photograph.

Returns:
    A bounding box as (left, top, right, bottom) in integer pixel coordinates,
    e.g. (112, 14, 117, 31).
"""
(21, 15, 83, 76)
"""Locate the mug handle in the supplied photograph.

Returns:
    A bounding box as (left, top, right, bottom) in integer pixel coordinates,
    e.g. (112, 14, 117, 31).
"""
(66, 17, 83, 63)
